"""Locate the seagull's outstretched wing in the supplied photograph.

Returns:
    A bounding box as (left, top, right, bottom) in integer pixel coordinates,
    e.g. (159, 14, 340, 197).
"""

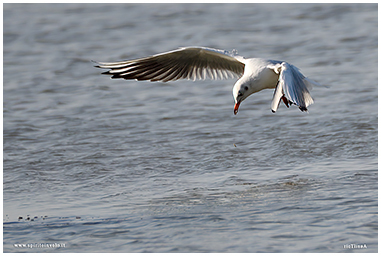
(269, 62, 319, 112)
(94, 47, 245, 82)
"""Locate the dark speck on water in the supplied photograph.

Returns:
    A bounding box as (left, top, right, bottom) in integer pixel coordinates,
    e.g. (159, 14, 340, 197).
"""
(3, 3, 377, 253)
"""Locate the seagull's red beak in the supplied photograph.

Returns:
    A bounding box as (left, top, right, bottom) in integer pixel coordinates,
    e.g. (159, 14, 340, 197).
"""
(234, 102, 240, 115)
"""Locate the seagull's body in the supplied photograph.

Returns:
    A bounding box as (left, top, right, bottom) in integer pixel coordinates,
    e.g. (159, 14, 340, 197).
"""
(94, 47, 321, 114)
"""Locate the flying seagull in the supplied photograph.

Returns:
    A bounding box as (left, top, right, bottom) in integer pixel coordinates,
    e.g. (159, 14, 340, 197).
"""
(94, 46, 321, 114)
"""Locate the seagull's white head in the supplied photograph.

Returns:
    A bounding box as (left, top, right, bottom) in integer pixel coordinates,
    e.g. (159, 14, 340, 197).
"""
(232, 80, 252, 115)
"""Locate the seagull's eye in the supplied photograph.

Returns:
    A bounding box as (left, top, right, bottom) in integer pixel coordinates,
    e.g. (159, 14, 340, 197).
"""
(244, 86, 249, 91)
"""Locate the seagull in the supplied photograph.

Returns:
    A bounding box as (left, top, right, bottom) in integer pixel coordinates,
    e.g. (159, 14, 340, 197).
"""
(94, 46, 321, 114)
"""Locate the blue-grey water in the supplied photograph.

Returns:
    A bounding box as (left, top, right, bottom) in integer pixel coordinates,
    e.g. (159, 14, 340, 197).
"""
(3, 3, 377, 253)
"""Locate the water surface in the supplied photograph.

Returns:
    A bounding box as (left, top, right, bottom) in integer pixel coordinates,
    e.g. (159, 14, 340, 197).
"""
(3, 3, 377, 253)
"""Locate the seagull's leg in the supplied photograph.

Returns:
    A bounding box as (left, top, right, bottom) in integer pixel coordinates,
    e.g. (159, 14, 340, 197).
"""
(281, 95, 290, 108)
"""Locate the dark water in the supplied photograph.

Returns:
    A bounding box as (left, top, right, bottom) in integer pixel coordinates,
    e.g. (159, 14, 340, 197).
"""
(3, 3, 377, 253)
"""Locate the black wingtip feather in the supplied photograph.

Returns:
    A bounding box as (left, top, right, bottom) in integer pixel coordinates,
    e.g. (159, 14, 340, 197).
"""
(299, 106, 308, 112)
(91, 60, 101, 68)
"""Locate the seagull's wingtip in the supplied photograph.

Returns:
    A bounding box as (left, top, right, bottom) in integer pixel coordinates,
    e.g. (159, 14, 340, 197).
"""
(91, 60, 103, 68)
(299, 106, 308, 112)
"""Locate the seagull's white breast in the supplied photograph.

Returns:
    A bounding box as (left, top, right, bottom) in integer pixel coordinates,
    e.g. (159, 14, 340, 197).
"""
(243, 58, 280, 92)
